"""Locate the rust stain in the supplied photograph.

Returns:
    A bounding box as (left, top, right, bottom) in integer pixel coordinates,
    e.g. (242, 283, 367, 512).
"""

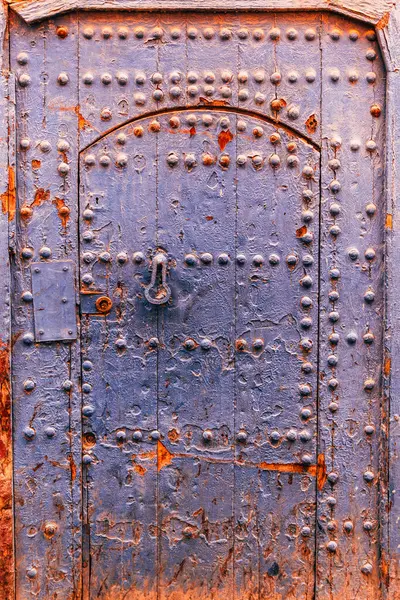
(386, 213, 393, 229)
(376, 11, 391, 29)
(0, 167, 16, 221)
(75, 105, 93, 131)
(0, 341, 13, 594)
(271, 97, 287, 112)
(305, 113, 318, 134)
(67, 454, 77, 482)
(316, 453, 327, 490)
(168, 429, 180, 443)
(189, 126, 196, 137)
(133, 464, 147, 476)
(384, 357, 391, 377)
(218, 129, 234, 151)
(134, 441, 319, 478)
(198, 97, 229, 106)
(258, 461, 317, 476)
(53, 197, 70, 229)
(202, 152, 216, 166)
(296, 225, 307, 238)
(31, 188, 50, 208)
(157, 441, 174, 471)
(31, 159, 41, 170)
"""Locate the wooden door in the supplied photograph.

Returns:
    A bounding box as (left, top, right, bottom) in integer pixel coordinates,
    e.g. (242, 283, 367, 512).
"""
(8, 9, 385, 600)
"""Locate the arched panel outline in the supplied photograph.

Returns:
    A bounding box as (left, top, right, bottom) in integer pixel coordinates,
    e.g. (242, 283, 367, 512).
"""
(80, 105, 320, 154)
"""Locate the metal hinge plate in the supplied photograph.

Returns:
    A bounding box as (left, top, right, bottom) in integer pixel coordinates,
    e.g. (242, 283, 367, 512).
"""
(31, 260, 77, 342)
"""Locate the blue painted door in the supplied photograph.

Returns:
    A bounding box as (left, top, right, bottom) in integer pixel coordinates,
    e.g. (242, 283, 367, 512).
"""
(9, 10, 386, 600)
(79, 109, 320, 599)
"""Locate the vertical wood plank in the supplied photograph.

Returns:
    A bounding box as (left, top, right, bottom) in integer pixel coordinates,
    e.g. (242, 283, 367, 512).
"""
(79, 122, 159, 600)
(379, 7, 400, 598)
(317, 14, 386, 600)
(10, 11, 81, 599)
(0, 2, 14, 598)
(156, 109, 236, 600)
(234, 116, 320, 600)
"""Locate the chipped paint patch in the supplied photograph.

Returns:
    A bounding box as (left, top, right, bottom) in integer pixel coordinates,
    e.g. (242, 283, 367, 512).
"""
(0, 341, 13, 596)
(0, 166, 16, 221)
(218, 130, 233, 151)
(157, 440, 173, 471)
(305, 113, 318, 134)
(53, 196, 70, 228)
(31, 188, 50, 208)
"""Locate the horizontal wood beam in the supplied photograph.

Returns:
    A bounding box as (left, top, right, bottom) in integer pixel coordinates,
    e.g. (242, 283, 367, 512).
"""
(8, 0, 395, 25)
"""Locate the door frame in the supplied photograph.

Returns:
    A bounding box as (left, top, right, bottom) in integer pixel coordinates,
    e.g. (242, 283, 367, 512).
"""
(1, 1, 400, 598)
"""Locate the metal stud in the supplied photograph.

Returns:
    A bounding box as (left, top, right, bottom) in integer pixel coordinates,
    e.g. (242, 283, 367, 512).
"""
(218, 253, 229, 265)
(132, 430, 143, 442)
(58, 162, 70, 176)
(287, 105, 300, 120)
(286, 28, 297, 40)
(184, 153, 196, 169)
(62, 380, 73, 391)
(23, 379, 35, 391)
(183, 338, 196, 351)
(364, 378, 375, 391)
(361, 563, 373, 575)
(305, 69, 316, 83)
(39, 246, 52, 259)
(22, 333, 34, 345)
(200, 338, 212, 350)
(236, 430, 248, 443)
(364, 289, 375, 303)
(18, 73, 31, 87)
(116, 430, 126, 443)
(269, 154, 280, 168)
(44, 426, 56, 438)
(269, 430, 281, 443)
(203, 429, 213, 441)
(327, 354, 338, 367)
(17, 52, 29, 65)
(203, 27, 214, 40)
(220, 28, 232, 40)
(57, 72, 69, 85)
(23, 426, 35, 440)
(305, 28, 316, 41)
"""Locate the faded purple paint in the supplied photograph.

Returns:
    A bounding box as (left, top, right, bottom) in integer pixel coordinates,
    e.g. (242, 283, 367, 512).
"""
(7, 9, 387, 600)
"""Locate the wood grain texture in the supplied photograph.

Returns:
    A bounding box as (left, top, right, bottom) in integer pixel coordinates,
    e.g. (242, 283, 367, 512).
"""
(0, 2, 14, 598)
(316, 13, 386, 600)
(379, 7, 400, 600)
(7, 0, 396, 25)
(10, 12, 82, 598)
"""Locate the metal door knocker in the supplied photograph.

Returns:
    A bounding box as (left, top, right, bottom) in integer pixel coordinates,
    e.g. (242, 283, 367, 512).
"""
(144, 252, 171, 305)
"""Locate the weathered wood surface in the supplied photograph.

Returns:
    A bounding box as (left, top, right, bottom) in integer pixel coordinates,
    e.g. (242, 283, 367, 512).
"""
(1, 5, 398, 600)
(0, 1, 14, 598)
(7, 0, 397, 25)
(10, 11, 82, 599)
(378, 6, 400, 599)
(316, 13, 386, 599)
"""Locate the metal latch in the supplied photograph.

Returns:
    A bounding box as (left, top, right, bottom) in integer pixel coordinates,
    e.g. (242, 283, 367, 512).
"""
(80, 291, 113, 315)
(31, 260, 77, 342)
